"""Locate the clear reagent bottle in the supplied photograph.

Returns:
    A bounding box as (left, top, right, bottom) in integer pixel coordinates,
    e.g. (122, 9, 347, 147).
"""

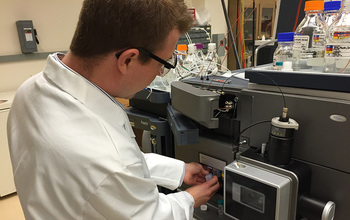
(176, 44, 188, 66)
(206, 43, 221, 72)
(325, 0, 350, 73)
(273, 32, 294, 71)
(183, 43, 199, 75)
(323, 1, 342, 29)
(293, 1, 326, 72)
(195, 43, 206, 79)
(195, 43, 205, 62)
(175, 44, 188, 78)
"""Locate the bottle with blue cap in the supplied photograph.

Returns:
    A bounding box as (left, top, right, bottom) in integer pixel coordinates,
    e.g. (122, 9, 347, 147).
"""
(273, 32, 294, 71)
(323, 0, 342, 29)
(325, 0, 350, 73)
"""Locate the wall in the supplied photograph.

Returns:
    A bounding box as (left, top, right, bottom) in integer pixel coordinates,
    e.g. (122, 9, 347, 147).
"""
(192, 0, 228, 38)
(0, 0, 228, 93)
(190, 0, 229, 68)
(0, 0, 83, 92)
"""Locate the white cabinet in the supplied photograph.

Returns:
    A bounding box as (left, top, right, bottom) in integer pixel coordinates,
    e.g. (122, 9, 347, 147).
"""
(0, 93, 16, 197)
(0, 109, 16, 196)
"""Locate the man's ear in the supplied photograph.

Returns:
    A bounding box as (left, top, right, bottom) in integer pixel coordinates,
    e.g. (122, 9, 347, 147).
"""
(117, 49, 140, 75)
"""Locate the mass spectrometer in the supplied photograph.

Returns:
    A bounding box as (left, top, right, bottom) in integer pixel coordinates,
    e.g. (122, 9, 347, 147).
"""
(171, 68, 349, 219)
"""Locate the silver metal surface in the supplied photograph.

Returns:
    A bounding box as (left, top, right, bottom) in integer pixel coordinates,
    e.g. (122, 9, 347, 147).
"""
(322, 201, 336, 220)
(225, 160, 292, 219)
(238, 155, 299, 220)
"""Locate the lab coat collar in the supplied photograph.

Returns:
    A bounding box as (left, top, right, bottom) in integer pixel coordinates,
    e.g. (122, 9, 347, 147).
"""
(43, 53, 135, 137)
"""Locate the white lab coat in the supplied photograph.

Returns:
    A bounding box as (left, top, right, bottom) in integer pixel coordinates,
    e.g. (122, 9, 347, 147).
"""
(7, 53, 194, 220)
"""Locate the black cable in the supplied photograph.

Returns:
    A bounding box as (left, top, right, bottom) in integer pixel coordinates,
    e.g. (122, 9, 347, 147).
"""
(217, 71, 286, 147)
(218, 70, 286, 109)
(203, 70, 287, 158)
(253, 71, 287, 108)
(233, 120, 271, 144)
(232, 120, 271, 158)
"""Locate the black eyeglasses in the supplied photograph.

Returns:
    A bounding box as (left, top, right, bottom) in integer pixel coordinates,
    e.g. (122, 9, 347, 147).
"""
(115, 47, 177, 76)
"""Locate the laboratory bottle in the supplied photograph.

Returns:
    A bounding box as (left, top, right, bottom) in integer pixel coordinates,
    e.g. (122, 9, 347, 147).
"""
(183, 43, 200, 74)
(174, 44, 188, 77)
(273, 32, 294, 71)
(325, 0, 350, 73)
(323, 1, 342, 29)
(292, 1, 326, 71)
(195, 43, 206, 79)
(176, 44, 188, 66)
(205, 42, 222, 71)
(195, 43, 205, 63)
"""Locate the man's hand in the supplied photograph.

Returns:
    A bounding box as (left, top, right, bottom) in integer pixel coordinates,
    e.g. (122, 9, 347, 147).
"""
(183, 162, 209, 186)
(185, 176, 220, 208)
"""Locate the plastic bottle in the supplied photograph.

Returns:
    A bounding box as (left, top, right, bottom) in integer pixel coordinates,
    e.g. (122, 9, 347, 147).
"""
(325, 0, 350, 73)
(173, 44, 188, 79)
(206, 43, 221, 72)
(217, 199, 224, 215)
(195, 43, 205, 62)
(273, 32, 294, 71)
(293, 1, 326, 71)
(183, 43, 200, 75)
(323, 1, 342, 29)
(196, 43, 207, 79)
(176, 44, 188, 66)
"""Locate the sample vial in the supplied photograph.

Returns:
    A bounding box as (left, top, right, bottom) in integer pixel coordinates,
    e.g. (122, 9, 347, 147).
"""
(217, 199, 224, 215)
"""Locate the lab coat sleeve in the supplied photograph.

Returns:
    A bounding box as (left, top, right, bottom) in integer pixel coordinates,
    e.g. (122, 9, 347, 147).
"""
(143, 153, 185, 190)
(84, 163, 194, 220)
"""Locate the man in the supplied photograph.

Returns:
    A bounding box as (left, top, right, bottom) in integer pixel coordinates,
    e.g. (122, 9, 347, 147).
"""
(7, 0, 220, 219)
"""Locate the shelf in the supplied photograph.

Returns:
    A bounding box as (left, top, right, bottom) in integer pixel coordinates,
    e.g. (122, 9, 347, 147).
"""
(245, 66, 350, 93)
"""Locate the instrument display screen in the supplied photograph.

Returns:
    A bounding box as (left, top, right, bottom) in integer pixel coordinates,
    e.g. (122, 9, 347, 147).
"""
(241, 186, 265, 212)
(225, 160, 291, 220)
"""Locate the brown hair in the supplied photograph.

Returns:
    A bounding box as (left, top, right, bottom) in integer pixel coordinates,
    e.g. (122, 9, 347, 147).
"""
(69, 0, 193, 61)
